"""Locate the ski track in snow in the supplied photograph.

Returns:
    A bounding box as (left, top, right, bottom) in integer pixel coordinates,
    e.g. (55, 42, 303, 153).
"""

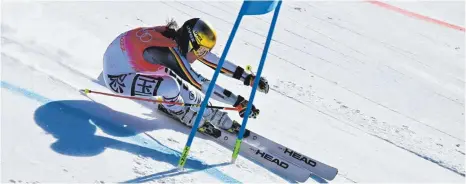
(274, 4, 464, 135)
(271, 79, 465, 176)
(281, 12, 464, 108)
(257, 1, 465, 177)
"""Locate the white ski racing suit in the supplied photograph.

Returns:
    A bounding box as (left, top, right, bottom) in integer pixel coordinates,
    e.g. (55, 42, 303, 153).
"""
(102, 26, 259, 129)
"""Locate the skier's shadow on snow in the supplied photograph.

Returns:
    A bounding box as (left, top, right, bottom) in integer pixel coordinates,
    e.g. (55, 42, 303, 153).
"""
(34, 100, 229, 182)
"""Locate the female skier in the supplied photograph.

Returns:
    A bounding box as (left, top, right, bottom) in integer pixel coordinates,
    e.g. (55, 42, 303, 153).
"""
(102, 18, 269, 134)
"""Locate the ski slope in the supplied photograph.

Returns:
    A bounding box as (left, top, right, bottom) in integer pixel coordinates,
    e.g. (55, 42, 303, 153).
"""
(1, 0, 464, 183)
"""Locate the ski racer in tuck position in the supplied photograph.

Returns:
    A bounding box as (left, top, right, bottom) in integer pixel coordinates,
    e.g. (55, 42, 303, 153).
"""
(102, 18, 270, 134)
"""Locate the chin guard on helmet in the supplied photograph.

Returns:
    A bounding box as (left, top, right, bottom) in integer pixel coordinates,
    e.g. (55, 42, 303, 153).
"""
(189, 42, 210, 57)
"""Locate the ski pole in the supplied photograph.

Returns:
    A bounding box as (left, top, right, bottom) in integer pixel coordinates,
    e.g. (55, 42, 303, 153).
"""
(80, 89, 241, 111)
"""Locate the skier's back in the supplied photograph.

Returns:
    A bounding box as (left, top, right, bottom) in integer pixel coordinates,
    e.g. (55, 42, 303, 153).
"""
(102, 18, 269, 132)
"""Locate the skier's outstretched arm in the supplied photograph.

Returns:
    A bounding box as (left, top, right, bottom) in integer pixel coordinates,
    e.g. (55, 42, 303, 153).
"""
(198, 52, 269, 94)
(173, 54, 259, 118)
(197, 76, 260, 119)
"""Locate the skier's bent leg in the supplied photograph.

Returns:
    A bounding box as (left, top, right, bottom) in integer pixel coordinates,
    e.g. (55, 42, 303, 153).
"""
(154, 75, 207, 127)
(159, 76, 236, 130)
(158, 77, 242, 134)
(177, 84, 234, 130)
(155, 70, 235, 130)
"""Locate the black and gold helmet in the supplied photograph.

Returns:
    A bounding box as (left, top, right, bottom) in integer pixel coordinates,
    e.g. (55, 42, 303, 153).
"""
(177, 18, 217, 57)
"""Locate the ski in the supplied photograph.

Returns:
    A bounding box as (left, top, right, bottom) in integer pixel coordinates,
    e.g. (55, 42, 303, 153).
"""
(213, 118, 338, 180)
(213, 127, 312, 182)
(238, 124, 338, 181)
(156, 105, 312, 182)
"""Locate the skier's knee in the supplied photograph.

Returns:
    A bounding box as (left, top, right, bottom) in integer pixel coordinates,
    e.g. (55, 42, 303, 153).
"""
(157, 76, 181, 100)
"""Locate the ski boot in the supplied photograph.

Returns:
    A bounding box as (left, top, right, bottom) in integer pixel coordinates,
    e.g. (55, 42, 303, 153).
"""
(196, 121, 222, 138)
(157, 104, 221, 138)
(203, 108, 252, 138)
(225, 120, 251, 138)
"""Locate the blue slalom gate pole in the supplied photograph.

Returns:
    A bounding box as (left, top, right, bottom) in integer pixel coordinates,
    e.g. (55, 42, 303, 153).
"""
(231, 0, 282, 163)
(177, 2, 246, 170)
(177, 0, 282, 169)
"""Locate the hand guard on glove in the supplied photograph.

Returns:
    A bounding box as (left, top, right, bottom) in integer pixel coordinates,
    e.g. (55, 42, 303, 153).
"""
(234, 95, 260, 119)
(244, 74, 269, 94)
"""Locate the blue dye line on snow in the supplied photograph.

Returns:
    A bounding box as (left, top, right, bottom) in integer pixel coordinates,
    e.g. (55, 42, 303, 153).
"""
(1, 81, 241, 184)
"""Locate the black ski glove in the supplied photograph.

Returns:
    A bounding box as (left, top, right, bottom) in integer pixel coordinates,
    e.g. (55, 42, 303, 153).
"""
(234, 95, 260, 119)
(244, 74, 269, 94)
